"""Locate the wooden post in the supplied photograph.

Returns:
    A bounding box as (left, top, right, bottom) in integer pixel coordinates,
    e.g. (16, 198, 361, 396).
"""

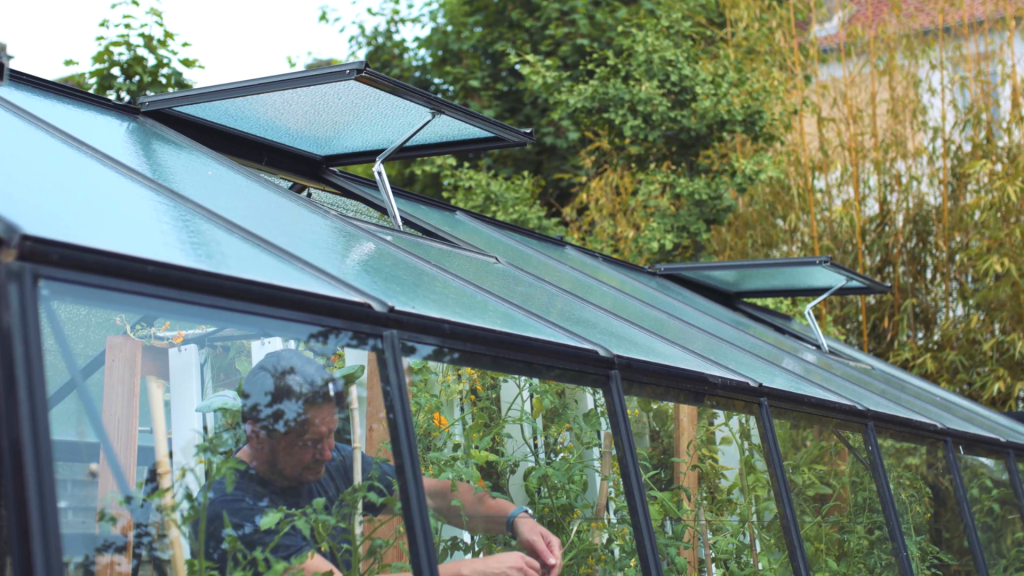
(674, 404, 700, 574)
(94, 335, 142, 576)
(362, 352, 409, 568)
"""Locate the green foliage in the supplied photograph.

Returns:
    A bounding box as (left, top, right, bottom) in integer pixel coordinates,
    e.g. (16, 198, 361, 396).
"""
(331, 0, 782, 263)
(708, 2, 1024, 410)
(628, 398, 791, 574)
(59, 0, 201, 102)
(407, 360, 640, 574)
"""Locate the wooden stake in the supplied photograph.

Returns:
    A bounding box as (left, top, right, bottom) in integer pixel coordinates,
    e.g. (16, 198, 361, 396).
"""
(145, 377, 187, 576)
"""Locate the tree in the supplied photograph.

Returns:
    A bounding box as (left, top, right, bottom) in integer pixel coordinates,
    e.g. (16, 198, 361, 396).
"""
(59, 0, 201, 102)
(330, 0, 785, 262)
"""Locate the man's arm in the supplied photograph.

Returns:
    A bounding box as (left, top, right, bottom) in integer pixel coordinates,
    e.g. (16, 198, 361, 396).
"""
(420, 477, 562, 576)
(291, 552, 342, 575)
(421, 476, 515, 533)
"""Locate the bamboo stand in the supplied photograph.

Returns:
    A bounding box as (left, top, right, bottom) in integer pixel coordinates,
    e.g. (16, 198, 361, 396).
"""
(145, 377, 187, 576)
(592, 431, 613, 545)
(349, 385, 363, 543)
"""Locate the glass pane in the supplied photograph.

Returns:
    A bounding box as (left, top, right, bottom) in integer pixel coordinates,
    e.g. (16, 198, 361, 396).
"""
(254, 171, 397, 230)
(623, 382, 792, 574)
(771, 408, 898, 574)
(393, 199, 858, 405)
(376, 230, 730, 375)
(0, 83, 575, 345)
(664, 265, 867, 295)
(401, 343, 640, 574)
(173, 81, 494, 156)
(0, 106, 354, 302)
(503, 232, 929, 421)
(588, 258, 986, 435)
(874, 429, 974, 575)
(955, 445, 1024, 574)
(39, 280, 410, 574)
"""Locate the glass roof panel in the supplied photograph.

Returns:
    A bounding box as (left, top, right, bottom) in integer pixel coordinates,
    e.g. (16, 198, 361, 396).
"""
(136, 64, 531, 163)
(374, 229, 734, 376)
(605, 261, 999, 438)
(656, 257, 891, 298)
(172, 81, 493, 157)
(738, 303, 1024, 443)
(0, 105, 354, 301)
(391, 197, 862, 405)
(0, 81, 578, 346)
(506, 234, 939, 426)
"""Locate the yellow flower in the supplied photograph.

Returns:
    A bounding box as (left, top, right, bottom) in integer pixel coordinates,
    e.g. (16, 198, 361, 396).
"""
(171, 330, 185, 344)
(162, 321, 171, 330)
(432, 412, 449, 430)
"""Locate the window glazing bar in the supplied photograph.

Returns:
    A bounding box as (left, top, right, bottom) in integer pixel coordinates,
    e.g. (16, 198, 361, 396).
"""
(945, 438, 989, 576)
(1006, 451, 1024, 526)
(40, 294, 132, 497)
(865, 422, 914, 576)
(379, 331, 440, 576)
(757, 399, 810, 576)
(605, 370, 663, 576)
(373, 111, 439, 231)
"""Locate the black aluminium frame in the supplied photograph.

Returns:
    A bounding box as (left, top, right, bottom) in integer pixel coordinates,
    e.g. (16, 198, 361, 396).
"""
(135, 61, 535, 167)
(654, 256, 893, 298)
(4, 75, 1024, 576)
(5, 221, 1024, 576)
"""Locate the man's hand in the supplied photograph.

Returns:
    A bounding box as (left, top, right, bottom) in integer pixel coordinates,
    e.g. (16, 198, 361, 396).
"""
(438, 552, 543, 576)
(514, 516, 563, 576)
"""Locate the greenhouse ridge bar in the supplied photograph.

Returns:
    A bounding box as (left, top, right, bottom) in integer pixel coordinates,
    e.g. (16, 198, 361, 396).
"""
(2, 62, 1024, 575)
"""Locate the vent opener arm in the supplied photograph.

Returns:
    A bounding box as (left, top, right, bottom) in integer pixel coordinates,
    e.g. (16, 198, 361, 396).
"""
(804, 279, 849, 353)
(373, 110, 440, 231)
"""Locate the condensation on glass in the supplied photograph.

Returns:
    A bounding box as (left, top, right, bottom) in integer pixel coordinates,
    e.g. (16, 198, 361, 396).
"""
(400, 342, 639, 573)
(873, 428, 974, 575)
(172, 80, 494, 157)
(770, 407, 898, 574)
(623, 382, 791, 575)
(955, 444, 1024, 574)
(37, 280, 409, 574)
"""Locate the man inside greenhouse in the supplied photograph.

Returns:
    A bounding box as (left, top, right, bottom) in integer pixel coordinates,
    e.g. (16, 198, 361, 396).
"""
(195, 349, 562, 576)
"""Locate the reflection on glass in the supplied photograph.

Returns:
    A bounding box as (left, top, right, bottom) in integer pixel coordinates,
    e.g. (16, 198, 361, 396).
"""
(956, 445, 1024, 575)
(402, 343, 639, 574)
(623, 383, 791, 575)
(771, 408, 897, 574)
(38, 280, 410, 575)
(875, 429, 973, 575)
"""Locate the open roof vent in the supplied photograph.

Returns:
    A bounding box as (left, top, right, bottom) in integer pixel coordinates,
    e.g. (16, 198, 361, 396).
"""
(655, 256, 891, 352)
(137, 61, 534, 231)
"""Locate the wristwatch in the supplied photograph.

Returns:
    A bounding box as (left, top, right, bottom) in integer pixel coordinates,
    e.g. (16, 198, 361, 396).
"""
(506, 505, 534, 538)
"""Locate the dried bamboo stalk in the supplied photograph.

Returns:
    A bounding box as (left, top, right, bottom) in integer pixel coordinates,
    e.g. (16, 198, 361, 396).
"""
(144, 377, 186, 576)
(591, 431, 613, 545)
(349, 385, 363, 542)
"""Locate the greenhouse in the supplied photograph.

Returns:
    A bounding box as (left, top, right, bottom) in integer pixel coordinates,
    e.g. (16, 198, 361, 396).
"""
(1, 61, 1023, 576)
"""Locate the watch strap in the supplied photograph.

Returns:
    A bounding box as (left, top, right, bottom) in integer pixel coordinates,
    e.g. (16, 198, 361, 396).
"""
(506, 505, 533, 537)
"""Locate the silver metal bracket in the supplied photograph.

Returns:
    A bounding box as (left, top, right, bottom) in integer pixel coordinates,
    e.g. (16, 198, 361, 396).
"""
(804, 280, 849, 353)
(373, 110, 440, 231)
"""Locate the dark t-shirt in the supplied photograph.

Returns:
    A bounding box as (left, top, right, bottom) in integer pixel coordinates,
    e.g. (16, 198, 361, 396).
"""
(194, 444, 397, 573)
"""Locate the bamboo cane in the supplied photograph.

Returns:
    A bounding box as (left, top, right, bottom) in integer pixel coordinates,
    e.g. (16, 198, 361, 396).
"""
(145, 376, 187, 576)
(697, 506, 714, 576)
(591, 431, 613, 545)
(349, 385, 363, 545)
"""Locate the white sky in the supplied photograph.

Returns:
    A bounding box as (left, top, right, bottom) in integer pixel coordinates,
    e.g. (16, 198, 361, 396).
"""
(1, 0, 403, 88)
